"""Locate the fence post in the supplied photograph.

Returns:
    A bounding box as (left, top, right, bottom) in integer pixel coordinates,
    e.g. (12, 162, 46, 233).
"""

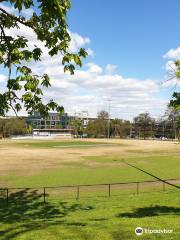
(43, 187, 46, 203)
(76, 186, 80, 200)
(108, 184, 111, 197)
(163, 182, 165, 192)
(137, 182, 139, 194)
(6, 188, 8, 205)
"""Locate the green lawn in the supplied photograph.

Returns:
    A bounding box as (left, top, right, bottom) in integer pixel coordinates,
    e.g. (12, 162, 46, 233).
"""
(0, 190, 179, 240)
(1, 155, 180, 188)
(0, 139, 180, 239)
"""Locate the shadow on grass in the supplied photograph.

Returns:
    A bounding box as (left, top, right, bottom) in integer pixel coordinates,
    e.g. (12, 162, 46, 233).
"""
(0, 189, 94, 240)
(117, 205, 180, 218)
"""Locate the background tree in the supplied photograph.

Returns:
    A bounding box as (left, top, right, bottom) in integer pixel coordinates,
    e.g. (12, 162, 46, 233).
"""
(0, 118, 6, 138)
(133, 113, 155, 139)
(97, 110, 109, 120)
(85, 120, 96, 137)
(160, 105, 180, 140)
(0, 117, 28, 137)
(69, 119, 84, 137)
(96, 110, 109, 137)
(85, 110, 109, 138)
(86, 117, 131, 139)
(110, 119, 131, 138)
(85, 111, 131, 139)
(169, 92, 180, 128)
(168, 61, 180, 134)
(0, 0, 87, 117)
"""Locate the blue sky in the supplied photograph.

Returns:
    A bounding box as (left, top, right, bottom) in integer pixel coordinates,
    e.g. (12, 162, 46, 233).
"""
(0, 0, 180, 119)
(69, 0, 180, 79)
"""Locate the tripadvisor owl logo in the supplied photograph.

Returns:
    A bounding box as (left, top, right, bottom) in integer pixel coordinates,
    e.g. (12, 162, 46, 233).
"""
(135, 227, 143, 236)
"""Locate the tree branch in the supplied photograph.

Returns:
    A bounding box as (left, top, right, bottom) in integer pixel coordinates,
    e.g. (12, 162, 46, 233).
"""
(0, 22, 8, 45)
(0, 7, 33, 28)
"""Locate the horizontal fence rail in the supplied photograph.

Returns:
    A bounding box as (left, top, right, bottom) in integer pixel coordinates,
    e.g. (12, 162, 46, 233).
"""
(0, 178, 179, 204)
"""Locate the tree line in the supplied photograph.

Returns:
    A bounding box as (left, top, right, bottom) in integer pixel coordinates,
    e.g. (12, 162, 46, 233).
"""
(0, 107, 179, 139)
(71, 108, 180, 140)
(0, 118, 32, 138)
(84, 111, 131, 138)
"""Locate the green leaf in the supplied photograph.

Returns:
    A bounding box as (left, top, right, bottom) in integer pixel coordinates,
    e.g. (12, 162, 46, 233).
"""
(73, 54, 82, 67)
(41, 74, 51, 87)
(0, 0, 87, 116)
(79, 48, 88, 58)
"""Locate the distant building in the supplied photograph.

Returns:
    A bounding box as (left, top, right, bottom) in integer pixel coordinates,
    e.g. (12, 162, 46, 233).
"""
(26, 112, 75, 129)
(74, 111, 90, 128)
(25, 111, 96, 130)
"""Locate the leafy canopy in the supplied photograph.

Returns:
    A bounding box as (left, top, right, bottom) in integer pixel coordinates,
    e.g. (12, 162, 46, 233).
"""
(169, 61, 180, 125)
(0, 0, 87, 116)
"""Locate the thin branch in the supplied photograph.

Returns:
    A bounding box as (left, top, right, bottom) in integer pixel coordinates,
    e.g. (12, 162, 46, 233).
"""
(168, 62, 176, 72)
(164, 76, 175, 83)
(0, 7, 33, 28)
(0, 23, 9, 47)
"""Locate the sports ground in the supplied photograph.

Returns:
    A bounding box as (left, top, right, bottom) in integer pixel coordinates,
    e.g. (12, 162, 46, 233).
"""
(0, 139, 179, 239)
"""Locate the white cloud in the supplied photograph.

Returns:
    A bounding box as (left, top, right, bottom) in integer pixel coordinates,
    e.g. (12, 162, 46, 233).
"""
(69, 32, 90, 53)
(40, 63, 165, 119)
(86, 48, 94, 57)
(86, 63, 103, 74)
(0, 74, 6, 83)
(1, 20, 167, 119)
(163, 48, 180, 88)
(105, 64, 117, 74)
(164, 47, 180, 59)
(162, 61, 180, 88)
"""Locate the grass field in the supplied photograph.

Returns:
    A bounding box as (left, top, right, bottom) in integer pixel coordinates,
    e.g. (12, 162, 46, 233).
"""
(0, 191, 180, 240)
(0, 139, 180, 187)
(0, 138, 180, 239)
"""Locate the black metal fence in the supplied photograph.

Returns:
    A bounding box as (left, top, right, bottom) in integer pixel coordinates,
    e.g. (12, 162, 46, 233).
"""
(0, 178, 179, 204)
